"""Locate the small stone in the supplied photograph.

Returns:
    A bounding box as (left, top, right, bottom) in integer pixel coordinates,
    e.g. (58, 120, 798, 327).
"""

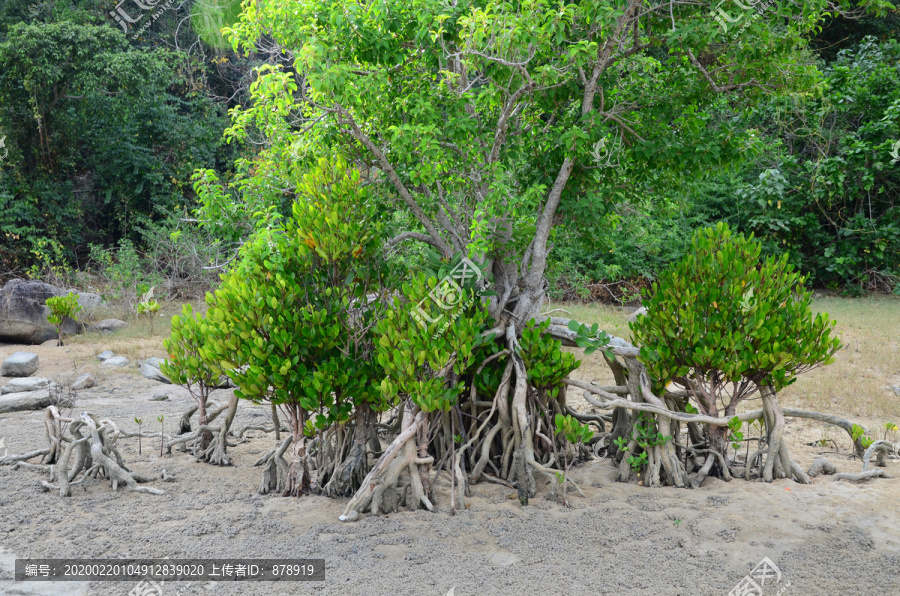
(140, 363, 171, 384)
(71, 373, 95, 391)
(102, 356, 130, 367)
(97, 350, 115, 361)
(1, 352, 39, 377)
(89, 319, 128, 333)
(0, 377, 49, 394)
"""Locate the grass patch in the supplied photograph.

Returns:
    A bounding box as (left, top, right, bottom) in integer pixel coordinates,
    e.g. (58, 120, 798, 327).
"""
(549, 295, 900, 423)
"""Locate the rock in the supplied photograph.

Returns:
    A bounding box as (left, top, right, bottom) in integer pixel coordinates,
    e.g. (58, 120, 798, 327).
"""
(67, 290, 103, 316)
(0, 377, 49, 394)
(0, 279, 78, 344)
(1, 352, 40, 377)
(142, 357, 166, 369)
(97, 350, 115, 361)
(140, 362, 171, 384)
(101, 356, 130, 367)
(71, 373, 95, 391)
(89, 319, 128, 333)
(627, 306, 648, 323)
(0, 389, 52, 414)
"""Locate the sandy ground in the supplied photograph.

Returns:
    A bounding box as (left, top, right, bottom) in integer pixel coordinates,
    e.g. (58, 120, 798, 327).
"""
(0, 339, 899, 596)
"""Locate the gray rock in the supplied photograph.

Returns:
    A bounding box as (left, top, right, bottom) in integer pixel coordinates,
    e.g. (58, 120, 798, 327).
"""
(101, 356, 130, 367)
(0, 389, 52, 414)
(67, 290, 103, 313)
(71, 373, 95, 391)
(142, 357, 165, 369)
(627, 306, 648, 323)
(1, 352, 40, 377)
(97, 350, 115, 361)
(0, 377, 49, 394)
(140, 363, 171, 384)
(89, 319, 128, 333)
(0, 279, 78, 344)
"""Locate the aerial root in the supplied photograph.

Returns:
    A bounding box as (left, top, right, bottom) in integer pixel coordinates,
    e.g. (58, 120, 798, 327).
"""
(15, 409, 165, 496)
(340, 407, 431, 522)
(807, 457, 836, 478)
(834, 440, 895, 482)
(166, 393, 239, 465)
(255, 434, 293, 495)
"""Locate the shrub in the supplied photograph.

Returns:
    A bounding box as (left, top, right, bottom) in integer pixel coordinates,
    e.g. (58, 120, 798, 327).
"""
(45, 291, 81, 346)
(200, 157, 392, 497)
(160, 304, 222, 449)
(630, 223, 842, 464)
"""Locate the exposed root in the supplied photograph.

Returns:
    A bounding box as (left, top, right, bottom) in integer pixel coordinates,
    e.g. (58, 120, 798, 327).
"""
(318, 405, 373, 498)
(834, 469, 892, 482)
(834, 440, 896, 482)
(255, 435, 293, 495)
(340, 406, 432, 522)
(807, 457, 836, 478)
(12, 408, 163, 496)
(1, 448, 51, 466)
(166, 393, 238, 465)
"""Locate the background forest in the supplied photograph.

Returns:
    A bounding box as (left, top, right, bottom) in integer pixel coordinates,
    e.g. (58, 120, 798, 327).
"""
(0, 0, 898, 301)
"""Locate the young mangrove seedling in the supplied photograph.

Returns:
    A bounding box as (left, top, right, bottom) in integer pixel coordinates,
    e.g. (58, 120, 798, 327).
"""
(134, 417, 143, 455)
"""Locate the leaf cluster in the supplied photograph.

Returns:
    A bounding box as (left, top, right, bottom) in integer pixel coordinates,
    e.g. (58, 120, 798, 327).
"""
(45, 292, 81, 326)
(631, 223, 842, 408)
(516, 319, 581, 400)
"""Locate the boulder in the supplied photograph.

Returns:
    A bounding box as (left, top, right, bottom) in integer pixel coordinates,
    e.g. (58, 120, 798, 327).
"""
(1, 377, 49, 394)
(102, 356, 130, 367)
(0, 389, 52, 414)
(0, 279, 77, 344)
(1, 352, 39, 377)
(140, 362, 171, 384)
(89, 319, 128, 333)
(97, 350, 115, 361)
(71, 373, 96, 391)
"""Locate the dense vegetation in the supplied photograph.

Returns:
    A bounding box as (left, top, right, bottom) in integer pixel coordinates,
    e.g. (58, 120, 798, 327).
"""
(3, 1, 896, 522)
(1, 2, 898, 297)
